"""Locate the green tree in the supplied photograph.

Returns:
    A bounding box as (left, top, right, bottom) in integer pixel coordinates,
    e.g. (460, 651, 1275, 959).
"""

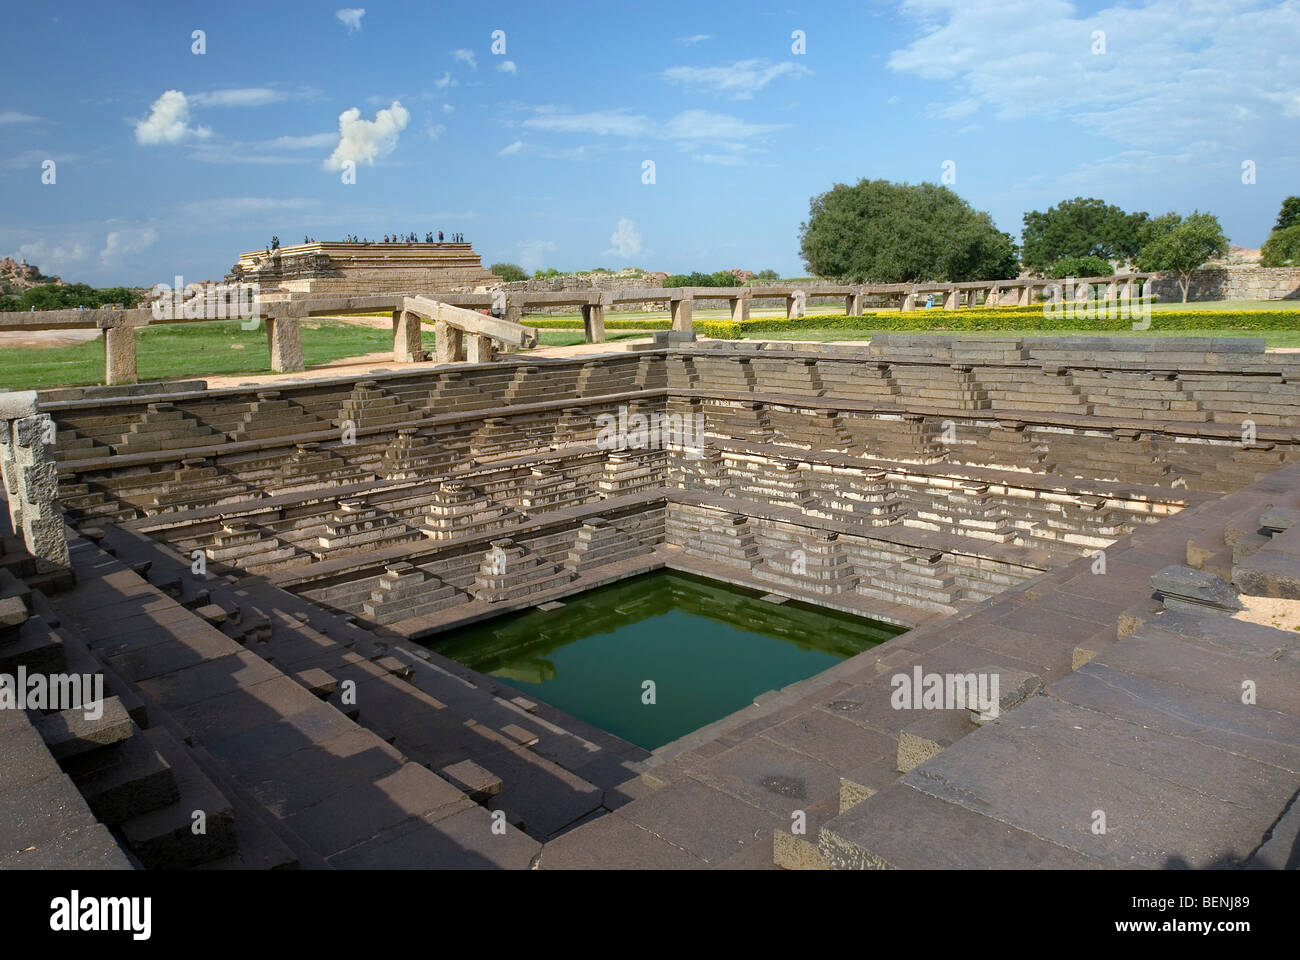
(1050, 256, 1114, 279)
(1020, 197, 1147, 273)
(662, 270, 739, 287)
(1135, 211, 1229, 302)
(489, 262, 527, 282)
(1261, 224, 1300, 267)
(1275, 196, 1300, 232)
(753, 269, 779, 281)
(0, 283, 142, 312)
(798, 179, 1018, 283)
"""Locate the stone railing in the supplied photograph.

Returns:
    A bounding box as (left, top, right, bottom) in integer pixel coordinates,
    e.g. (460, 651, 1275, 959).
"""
(0, 391, 70, 574)
(0, 274, 1159, 387)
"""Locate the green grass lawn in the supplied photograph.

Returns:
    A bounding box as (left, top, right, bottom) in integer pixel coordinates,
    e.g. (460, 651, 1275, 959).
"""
(0, 320, 652, 390)
(0, 320, 396, 391)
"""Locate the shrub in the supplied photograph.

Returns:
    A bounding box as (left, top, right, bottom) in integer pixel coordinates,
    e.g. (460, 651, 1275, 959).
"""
(662, 270, 737, 288)
(1050, 256, 1114, 278)
(490, 262, 527, 282)
(1261, 225, 1300, 267)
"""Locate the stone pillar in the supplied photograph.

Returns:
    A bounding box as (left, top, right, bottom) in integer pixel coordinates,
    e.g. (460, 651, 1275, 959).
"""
(986, 286, 1001, 308)
(266, 317, 305, 373)
(1104, 280, 1118, 303)
(902, 292, 917, 312)
(730, 293, 751, 323)
(434, 319, 464, 363)
(846, 291, 863, 316)
(0, 394, 71, 576)
(465, 334, 495, 364)
(788, 290, 807, 318)
(102, 320, 138, 385)
(1121, 275, 1135, 301)
(504, 300, 523, 326)
(393, 309, 423, 362)
(943, 286, 961, 310)
(1019, 283, 1034, 306)
(670, 297, 694, 332)
(581, 303, 606, 343)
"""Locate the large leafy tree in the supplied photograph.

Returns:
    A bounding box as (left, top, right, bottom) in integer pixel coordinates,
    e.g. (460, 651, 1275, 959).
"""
(1020, 197, 1148, 273)
(798, 179, 1018, 283)
(1135, 211, 1229, 302)
(1275, 196, 1300, 232)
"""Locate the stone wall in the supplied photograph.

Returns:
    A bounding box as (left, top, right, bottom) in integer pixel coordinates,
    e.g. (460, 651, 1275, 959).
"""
(1150, 265, 1300, 302)
(228, 242, 496, 297)
(497, 274, 664, 313)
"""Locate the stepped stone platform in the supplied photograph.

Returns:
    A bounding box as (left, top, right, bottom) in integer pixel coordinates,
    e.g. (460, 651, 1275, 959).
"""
(4, 334, 1300, 869)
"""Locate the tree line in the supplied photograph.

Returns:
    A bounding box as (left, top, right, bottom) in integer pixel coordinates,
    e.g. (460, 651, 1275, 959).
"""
(798, 180, 1300, 302)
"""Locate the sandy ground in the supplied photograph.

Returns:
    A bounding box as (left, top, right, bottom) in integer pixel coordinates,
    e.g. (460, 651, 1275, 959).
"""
(0, 329, 101, 348)
(1234, 594, 1300, 633)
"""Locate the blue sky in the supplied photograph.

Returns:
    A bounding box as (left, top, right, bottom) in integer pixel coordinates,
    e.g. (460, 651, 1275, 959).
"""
(1, 0, 1297, 286)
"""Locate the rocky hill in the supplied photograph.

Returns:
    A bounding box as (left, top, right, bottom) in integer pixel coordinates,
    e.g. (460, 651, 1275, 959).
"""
(0, 256, 62, 292)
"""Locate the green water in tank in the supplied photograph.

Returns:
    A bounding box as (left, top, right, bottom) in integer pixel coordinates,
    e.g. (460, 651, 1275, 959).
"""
(430, 571, 905, 750)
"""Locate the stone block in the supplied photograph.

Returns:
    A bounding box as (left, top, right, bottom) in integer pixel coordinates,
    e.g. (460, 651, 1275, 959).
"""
(439, 759, 503, 802)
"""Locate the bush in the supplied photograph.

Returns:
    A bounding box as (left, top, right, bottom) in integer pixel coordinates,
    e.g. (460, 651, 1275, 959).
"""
(662, 270, 737, 288)
(490, 262, 527, 282)
(1050, 256, 1114, 278)
(1261, 225, 1300, 267)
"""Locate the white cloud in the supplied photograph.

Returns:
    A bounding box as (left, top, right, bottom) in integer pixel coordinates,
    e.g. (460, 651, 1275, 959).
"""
(451, 49, 478, 70)
(5, 149, 80, 171)
(15, 238, 88, 271)
(523, 107, 653, 138)
(427, 123, 446, 141)
(663, 109, 780, 141)
(176, 197, 321, 219)
(100, 228, 158, 266)
(887, 0, 1300, 149)
(516, 106, 781, 166)
(497, 60, 517, 74)
(135, 91, 211, 145)
(676, 34, 711, 45)
(442, 103, 454, 114)
(605, 218, 642, 258)
(934, 98, 980, 120)
(690, 152, 746, 166)
(266, 132, 337, 149)
(324, 101, 410, 169)
(663, 59, 811, 99)
(336, 8, 364, 32)
(190, 88, 291, 107)
(497, 140, 524, 156)
(518, 239, 556, 272)
(0, 111, 42, 124)
(435, 72, 457, 90)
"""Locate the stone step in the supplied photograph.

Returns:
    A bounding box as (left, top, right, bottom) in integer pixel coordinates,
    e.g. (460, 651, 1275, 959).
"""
(63, 726, 179, 825)
(34, 696, 134, 760)
(119, 730, 239, 869)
